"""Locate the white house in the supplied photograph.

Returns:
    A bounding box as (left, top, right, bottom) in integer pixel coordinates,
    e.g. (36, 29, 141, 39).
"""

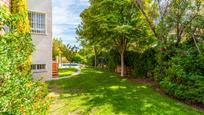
(0, 0, 53, 80)
(28, 0, 52, 80)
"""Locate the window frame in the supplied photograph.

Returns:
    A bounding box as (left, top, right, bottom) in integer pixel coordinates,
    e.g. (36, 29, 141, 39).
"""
(31, 64, 46, 71)
(28, 10, 47, 35)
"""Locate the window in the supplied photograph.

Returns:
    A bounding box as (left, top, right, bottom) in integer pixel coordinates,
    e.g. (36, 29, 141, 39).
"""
(31, 64, 46, 70)
(31, 64, 37, 70)
(28, 11, 46, 34)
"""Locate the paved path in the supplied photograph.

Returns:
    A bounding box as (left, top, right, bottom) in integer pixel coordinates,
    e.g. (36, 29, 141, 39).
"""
(49, 66, 81, 81)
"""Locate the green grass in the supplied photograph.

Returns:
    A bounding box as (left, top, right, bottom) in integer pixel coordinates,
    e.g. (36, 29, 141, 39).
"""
(58, 68, 78, 77)
(47, 68, 204, 115)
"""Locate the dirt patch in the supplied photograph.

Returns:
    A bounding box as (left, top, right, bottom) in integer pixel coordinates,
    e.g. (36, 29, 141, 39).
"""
(49, 86, 64, 94)
(68, 108, 83, 115)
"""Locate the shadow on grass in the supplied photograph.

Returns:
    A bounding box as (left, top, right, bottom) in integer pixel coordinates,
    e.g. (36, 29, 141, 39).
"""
(47, 68, 203, 115)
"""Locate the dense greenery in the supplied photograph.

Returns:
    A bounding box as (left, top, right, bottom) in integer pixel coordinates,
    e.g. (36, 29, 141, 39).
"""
(0, 6, 49, 114)
(52, 38, 63, 60)
(77, 0, 152, 76)
(125, 49, 157, 78)
(78, 0, 204, 104)
(154, 41, 204, 103)
(47, 68, 203, 114)
(11, 0, 30, 33)
(52, 38, 79, 63)
(11, 0, 32, 71)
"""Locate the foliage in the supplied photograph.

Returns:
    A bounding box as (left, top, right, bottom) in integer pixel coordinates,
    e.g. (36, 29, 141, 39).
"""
(157, 0, 204, 46)
(77, 45, 95, 65)
(135, 0, 204, 104)
(78, 0, 152, 76)
(52, 38, 63, 60)
(79, 48, 120, 70)
(11, 0, 30, 33)
(52, 37, 78, 62)
(154, 41, 204, 103)
(47, 68, 203, 114)
(82, 47, 157, 77)
(72, 54, 83, 63)
(11, 0, 32, 71)
(0, 7, 50, 114)
(125, 48, 157, 78)
(103, 50, 120, 70)
(61, 44, 78, 63)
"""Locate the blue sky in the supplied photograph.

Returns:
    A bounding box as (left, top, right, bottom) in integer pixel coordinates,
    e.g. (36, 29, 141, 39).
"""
(53, 0, 89, 47)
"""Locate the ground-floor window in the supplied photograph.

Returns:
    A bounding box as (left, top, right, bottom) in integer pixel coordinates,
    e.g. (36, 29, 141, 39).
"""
(31, 64, 46, 70)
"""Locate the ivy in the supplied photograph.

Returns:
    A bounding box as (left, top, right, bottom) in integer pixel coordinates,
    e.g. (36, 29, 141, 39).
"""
(0, 6, 50, 114)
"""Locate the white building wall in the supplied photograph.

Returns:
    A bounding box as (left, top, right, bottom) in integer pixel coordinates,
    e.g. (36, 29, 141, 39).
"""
(28, 0, 52, 80)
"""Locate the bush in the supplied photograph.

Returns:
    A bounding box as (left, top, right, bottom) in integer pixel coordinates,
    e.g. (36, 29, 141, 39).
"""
(0, 7, 50, 114)
(86, 50, 120, 70)
(0, 73, 50, 114)
(103, 50, 120, 70)
(154, 41, 204, 103)
(125, 48, 157, 78)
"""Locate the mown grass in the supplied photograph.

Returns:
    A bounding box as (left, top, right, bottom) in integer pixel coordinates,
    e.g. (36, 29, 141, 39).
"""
(58, 68, 78, 77)
(47, 68, 204, 115)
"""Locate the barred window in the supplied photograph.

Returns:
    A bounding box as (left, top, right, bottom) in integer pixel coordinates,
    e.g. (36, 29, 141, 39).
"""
(31, 64, 46, 70)
(28, 11, 46, 34)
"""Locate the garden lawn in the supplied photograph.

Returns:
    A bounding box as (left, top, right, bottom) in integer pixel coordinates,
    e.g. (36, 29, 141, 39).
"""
(47, 68, 204, 115)
(58, 68, 78, 77)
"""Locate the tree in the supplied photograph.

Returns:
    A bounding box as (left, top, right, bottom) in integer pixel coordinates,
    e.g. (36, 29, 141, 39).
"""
(134, 0, 204, 103)
(52, 37, 63, 60)
(52, 37, 78, 63)
(135, 0, 204, 49)
(78, 0, 150, 76)
(60, 44, 77, 63)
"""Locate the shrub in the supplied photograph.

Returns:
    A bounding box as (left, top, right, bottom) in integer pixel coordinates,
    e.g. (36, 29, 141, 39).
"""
(125, 48, 157, 78)
(0, 6, 50, 114)
(104, 50, 120, 71)
(154, 41, 204, 103)
(86, 50, 120, 70)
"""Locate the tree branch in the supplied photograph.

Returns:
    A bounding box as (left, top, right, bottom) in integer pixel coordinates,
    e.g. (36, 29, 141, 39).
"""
(135, 0, 159, 39)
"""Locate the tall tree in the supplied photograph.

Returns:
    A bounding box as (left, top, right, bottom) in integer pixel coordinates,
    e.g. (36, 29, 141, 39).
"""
(78, 0, 150, 76)
(52, 38, 63, 60)
(61, 44, 77, 63)
(135, 0, 204, 49)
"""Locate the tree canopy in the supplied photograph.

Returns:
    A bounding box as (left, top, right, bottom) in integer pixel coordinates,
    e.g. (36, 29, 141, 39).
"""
(78, 0, 153, 76)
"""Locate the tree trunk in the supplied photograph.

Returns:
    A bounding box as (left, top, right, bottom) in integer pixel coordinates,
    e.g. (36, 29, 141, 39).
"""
(94, 54, 97, 68)
(120, 51, 124, 77)
(93, 46, 97, 68)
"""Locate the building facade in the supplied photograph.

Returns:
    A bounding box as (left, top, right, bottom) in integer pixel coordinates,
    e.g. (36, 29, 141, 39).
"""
(28, 0, 52, 80)
(0, 0, 52, 80)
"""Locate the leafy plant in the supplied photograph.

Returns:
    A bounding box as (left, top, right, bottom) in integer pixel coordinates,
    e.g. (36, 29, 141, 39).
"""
(0, 6, 50, 114)
(154, 41, 204, 103)
(78, 0, 152, 76)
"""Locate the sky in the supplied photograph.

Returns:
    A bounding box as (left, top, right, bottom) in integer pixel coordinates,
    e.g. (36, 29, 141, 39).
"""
(53, 0, 90, 47)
